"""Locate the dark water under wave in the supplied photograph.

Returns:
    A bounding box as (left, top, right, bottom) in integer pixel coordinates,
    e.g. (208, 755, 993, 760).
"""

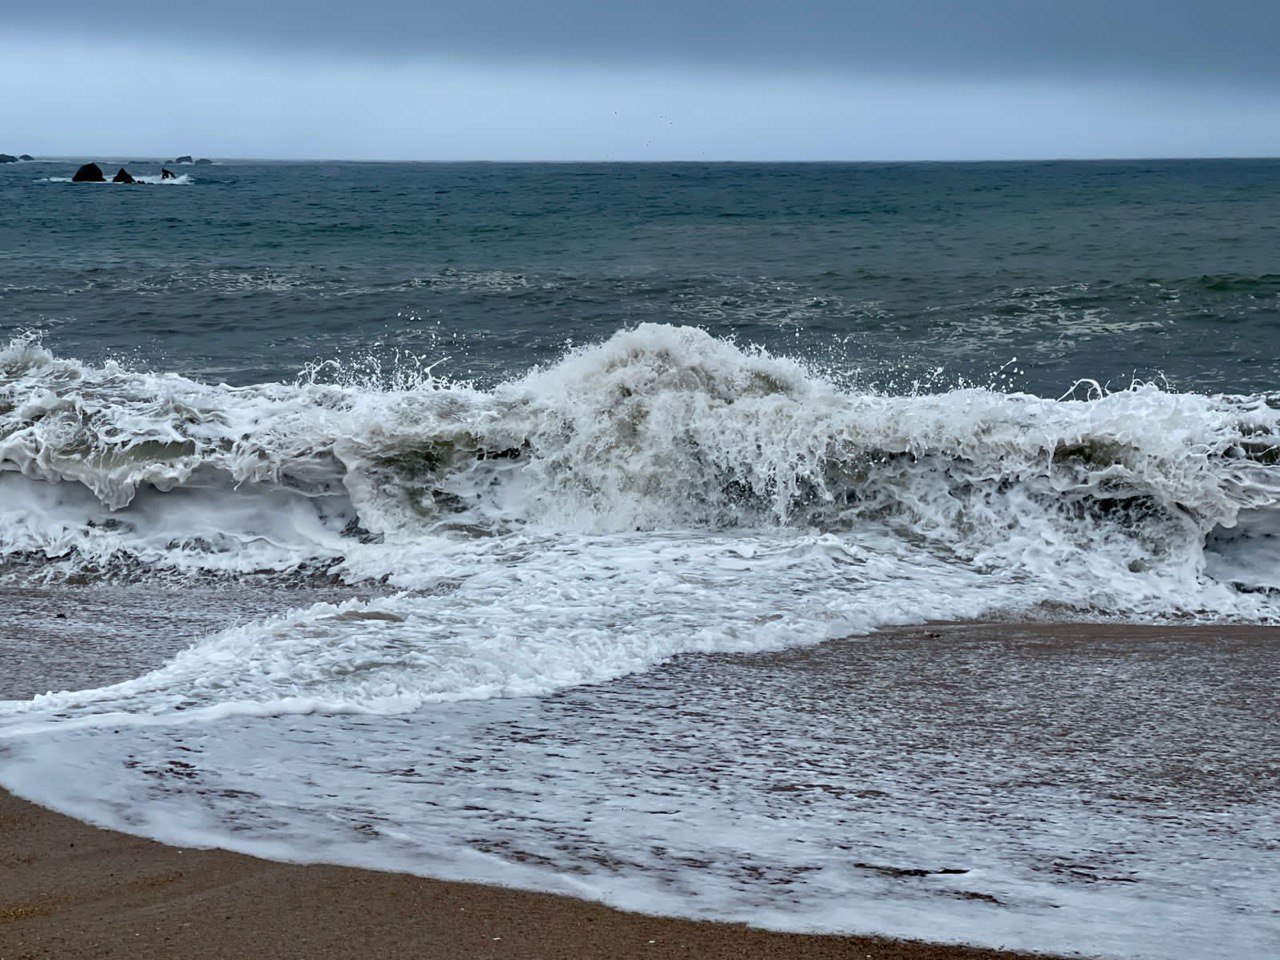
(3, 158, 1278, 393)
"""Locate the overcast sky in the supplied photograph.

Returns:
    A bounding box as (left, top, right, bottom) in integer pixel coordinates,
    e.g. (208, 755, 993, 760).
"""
(4, 1, 1279, 160)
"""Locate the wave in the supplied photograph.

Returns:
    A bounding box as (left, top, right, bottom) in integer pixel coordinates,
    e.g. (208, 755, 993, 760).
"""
(38, 174, 194, 185)
(1180, 272, 1280, 293)
(3, 321, 1280, 705)
(2, 325, 1278, 597)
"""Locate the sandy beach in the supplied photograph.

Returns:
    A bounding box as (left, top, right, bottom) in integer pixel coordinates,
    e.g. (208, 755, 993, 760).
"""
(0, 787, 1057, 960)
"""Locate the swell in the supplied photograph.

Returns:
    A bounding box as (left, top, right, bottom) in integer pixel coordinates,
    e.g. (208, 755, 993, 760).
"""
(2, 326, 1279, 606)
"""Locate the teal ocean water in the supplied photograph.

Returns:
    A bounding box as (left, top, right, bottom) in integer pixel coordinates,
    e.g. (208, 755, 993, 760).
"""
(4, 158, 1279, 392)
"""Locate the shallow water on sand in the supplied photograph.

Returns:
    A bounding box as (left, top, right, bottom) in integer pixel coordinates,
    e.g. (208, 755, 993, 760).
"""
(0, 583, 385, 700)
(2, 595, 1276, 960)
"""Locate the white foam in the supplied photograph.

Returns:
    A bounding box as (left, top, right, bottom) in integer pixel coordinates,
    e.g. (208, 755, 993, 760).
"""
(1205, 506, 1280, 589)
(133, 173, 194, 185)
(0, 472, 350, 575)
(37, 174, 193, 185)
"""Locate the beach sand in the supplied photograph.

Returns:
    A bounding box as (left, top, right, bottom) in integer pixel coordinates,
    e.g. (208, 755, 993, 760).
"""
(0, 788, 1054, 960)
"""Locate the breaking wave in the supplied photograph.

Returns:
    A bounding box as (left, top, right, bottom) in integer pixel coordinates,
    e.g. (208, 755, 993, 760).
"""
(38, 174, 194, 185)
(2, 321, 1279, 710)
(2, 323, 1278, 601)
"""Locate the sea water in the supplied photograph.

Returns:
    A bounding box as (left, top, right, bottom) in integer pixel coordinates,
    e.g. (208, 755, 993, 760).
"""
(0, 159, 1278, 958)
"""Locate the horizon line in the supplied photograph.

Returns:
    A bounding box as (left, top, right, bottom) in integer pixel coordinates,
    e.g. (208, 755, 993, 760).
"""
(14, 154, 1280, 165)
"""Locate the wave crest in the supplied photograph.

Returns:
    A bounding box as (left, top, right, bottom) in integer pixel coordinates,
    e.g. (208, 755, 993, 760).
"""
(1, 326, 1278, 609)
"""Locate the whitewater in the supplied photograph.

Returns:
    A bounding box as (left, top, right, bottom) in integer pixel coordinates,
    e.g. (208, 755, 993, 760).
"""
(1, 324, 1278, 959)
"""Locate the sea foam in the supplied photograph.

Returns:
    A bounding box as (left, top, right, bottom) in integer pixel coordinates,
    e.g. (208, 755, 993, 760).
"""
(1, 324, 1277, 600)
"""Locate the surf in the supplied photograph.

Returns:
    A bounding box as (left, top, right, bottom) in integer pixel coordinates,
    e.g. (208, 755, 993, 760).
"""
(3, 324, 1279, 960)
(1, 324, 1277, 601)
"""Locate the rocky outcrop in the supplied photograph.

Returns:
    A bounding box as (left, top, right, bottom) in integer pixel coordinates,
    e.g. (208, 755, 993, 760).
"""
(194, 158, 213, 166)
(112, 168, 136, 184)
(0, 154, 17, 164)
(72, 162, 106, 183)
(18, 155, 34, 161)
(172, 155, 194, 164)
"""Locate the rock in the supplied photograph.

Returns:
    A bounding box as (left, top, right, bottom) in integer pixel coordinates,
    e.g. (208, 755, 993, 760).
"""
(172, 155, 193, 164)
(161, 168, 176, 180)
(112, 167, 136, 184)
(0, 154, 17, 164)
(19, 155, 34, 161)
(71, 162, 106, 183)
(194, 158, 213, 166)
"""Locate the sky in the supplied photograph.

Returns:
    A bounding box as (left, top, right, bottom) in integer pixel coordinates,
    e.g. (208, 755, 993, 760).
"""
(3, 1, 1279, 160)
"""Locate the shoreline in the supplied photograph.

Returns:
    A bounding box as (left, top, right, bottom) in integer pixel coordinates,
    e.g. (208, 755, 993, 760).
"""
(7, 619, 1277, 959)
(0, 788, 1063, 960)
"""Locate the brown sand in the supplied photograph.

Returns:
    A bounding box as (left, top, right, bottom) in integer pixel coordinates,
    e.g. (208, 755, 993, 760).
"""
(0, 789, 1060, 960)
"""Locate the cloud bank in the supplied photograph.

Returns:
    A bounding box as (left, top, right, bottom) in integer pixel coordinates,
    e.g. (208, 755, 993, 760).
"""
(4, 1, 1279, 160)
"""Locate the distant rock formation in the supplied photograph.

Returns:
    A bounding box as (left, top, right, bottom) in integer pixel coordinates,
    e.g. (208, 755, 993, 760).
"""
(161, 168, 177, 180)
(194, 158, 213, 166)
(172, 155, 194, 164)
(18, 155, 34, 161)
(0, 154, 17, 164)
(72, 162, 106, 183)
(112, 167, 136, 184)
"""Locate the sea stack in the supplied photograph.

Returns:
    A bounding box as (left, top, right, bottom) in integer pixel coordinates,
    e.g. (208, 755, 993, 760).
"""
(72, 162, 106, 183)
(112, 168, 136, 184)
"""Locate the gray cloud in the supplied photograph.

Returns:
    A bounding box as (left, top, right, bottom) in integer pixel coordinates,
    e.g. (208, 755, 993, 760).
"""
(7, 1, 1280, 87)
(8, 3, 1280, 161)
(6, 34, 1280, 161)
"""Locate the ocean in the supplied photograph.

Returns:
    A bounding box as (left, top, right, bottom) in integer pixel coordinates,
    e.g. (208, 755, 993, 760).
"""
(1, 158, 1278, 958)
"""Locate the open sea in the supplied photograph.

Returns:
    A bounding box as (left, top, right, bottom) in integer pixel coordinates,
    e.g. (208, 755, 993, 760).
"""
(1, 158, 1278, 958)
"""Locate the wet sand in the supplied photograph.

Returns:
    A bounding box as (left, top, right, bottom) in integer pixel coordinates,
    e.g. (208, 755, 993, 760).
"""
(0, 789, 1055, 960)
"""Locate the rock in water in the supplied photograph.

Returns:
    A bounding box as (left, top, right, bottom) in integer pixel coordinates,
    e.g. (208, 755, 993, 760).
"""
(71, 162, 105, 183)
(173, 155, 193, 164)
(18, 154, 34, 161)
(112, 168, 136, 184)
(0, 154, 17, 164)
(161, 168, 176, 180)
(194, 158, 213, 166)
